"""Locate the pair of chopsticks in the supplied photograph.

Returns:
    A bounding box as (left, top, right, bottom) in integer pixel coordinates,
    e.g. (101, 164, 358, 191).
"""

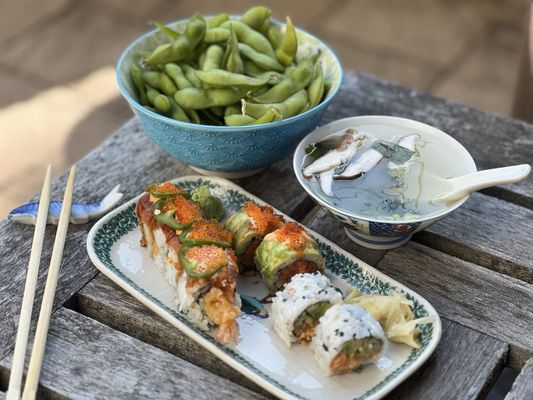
(7, 165, 76, 400)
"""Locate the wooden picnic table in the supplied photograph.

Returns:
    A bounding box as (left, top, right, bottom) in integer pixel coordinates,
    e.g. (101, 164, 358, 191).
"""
(0, 71, 532, 400)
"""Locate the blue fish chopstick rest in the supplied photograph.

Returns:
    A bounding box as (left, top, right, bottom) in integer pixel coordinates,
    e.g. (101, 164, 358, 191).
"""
(8, 185, 124, 225)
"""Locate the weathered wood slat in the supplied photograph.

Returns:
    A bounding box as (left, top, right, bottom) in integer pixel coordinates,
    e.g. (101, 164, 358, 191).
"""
(76, 275, 507, 400)
(390, 319, 507, 400)
(305, 208, 533, 368)
(416, 192, 533, 283)
(338, 72, 533, 208)
(376, 242, 533, 369)
(0, 308, 267, 400)
(73, 274, 271, 397)
(505, 358, 533, 400)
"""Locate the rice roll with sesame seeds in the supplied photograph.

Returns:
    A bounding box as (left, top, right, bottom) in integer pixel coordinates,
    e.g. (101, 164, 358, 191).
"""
(254, 222, 325, 292)
(225, 201, 285, 268)
(271, 273, 342, 347)
(311, 303, 387, 376)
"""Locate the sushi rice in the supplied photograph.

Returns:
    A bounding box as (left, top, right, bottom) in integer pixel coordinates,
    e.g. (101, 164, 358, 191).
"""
(271, 273, 342, 347)
(311, 303, 388, 376)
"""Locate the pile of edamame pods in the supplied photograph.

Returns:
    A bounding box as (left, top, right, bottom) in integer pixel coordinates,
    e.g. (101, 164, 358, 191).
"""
(129, 6, 328, 126)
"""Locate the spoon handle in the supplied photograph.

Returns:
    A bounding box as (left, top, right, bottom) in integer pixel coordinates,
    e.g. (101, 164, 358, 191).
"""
(440, 164, 531, 203)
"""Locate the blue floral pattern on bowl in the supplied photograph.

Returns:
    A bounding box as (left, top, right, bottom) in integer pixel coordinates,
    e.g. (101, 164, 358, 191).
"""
(116, 18, 343, 174)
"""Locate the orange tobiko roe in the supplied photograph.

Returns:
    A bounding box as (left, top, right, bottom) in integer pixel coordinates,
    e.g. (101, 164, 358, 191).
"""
(243, 201, 284, 236)
(187, 219, 232, 243)
(185, 245, 229, 274)
(162, 195, 203, 225)
(269, 222, 310, 251)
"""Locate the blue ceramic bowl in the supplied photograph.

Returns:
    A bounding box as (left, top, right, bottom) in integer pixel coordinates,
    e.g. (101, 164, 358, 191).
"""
(117, 17, 343, 178)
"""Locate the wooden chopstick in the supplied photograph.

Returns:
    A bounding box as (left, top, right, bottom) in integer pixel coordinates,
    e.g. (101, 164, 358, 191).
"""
(6, 165, 53, 400)
(21, 165, 77, 400)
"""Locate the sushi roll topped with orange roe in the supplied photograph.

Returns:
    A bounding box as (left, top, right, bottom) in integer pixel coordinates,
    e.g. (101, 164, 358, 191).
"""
(225, 201, 285, 268)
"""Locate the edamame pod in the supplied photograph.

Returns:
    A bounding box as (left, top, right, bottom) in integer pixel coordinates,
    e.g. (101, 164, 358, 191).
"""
(147, 14, 206, 64)
(184, 13, 207, 49)
(241, 6, 272, 30)
(224, 114, 256, 126)
(142, 71, 163, 90)
(225, 103, 242, 116)
(276, 17, 297, 66)
(174, 87, 247, 109)
(255, 71, 286, 85)
(224, 106, 281, 126)
(185, 108, 201, 123)
(195, 69, 269, 89)
(180, 63, 203, 88)
(169, 98, 190, 122)
(204, 28, 231, 44)
(252, 59, 313, 103)
(202, 44, 224, 71)
(307, 62, 325, 108)
(223, 27, 244, 74)
(150, 20, 180, 39)
(267, 25, 283, 49)
(252, 106, 282, 124)
(238, 43, 284, 72)
(146, 86, 171, 113)
(146, 38, 189, 64)
(243, 59, 267, 77)
(243, 89, 308, 119)
(130, 64, 148, 105)
(160, 72, 178, 96)
(258, 18, 270, 36)
(207, 13, 229, 29)
(221, 20, 275, 58)
(164, 63, 193, 89)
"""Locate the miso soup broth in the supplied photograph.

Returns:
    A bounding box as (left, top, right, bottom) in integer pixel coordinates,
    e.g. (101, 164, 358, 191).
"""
(302, 124, 467, 221)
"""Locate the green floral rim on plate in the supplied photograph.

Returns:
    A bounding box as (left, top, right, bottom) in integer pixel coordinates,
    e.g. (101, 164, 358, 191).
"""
(90, 177, 437, 400)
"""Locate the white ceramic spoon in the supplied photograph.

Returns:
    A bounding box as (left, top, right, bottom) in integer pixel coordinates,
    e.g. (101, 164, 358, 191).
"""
(435, 164, 531, 204)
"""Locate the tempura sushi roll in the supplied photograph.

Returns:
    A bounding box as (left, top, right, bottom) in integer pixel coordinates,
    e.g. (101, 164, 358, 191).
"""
(136, 182, 240, 344)
(177, 244, 240, 343)
(136, 182, 203, 286)
(225, 201, 285, 267)
(254, 222, 325, 292)
(272, 273, 342, 347)
(311, 303, 387, 376)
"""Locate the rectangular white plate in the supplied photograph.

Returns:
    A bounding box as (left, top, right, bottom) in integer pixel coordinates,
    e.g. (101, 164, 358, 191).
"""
(87, 176, 441, 400)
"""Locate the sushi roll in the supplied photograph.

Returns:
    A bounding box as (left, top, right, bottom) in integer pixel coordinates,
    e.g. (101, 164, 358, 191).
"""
(135, 182, 240, 344)
(311, 303, 387, 376)
(271, 273, 342, 347)
(177, 243, 240, 343)
(225, 201, 285, 268)
(254, 222, 325, 292)
(136, 182, 203, 286)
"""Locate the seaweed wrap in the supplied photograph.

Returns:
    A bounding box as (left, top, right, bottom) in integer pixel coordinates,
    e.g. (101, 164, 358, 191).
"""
(135, 182, 240, 344)
(254, 222, 325, 292)
(311, 303, 387, 376)
(271, 273, 342, 347)
(225, 201, 284, 267)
